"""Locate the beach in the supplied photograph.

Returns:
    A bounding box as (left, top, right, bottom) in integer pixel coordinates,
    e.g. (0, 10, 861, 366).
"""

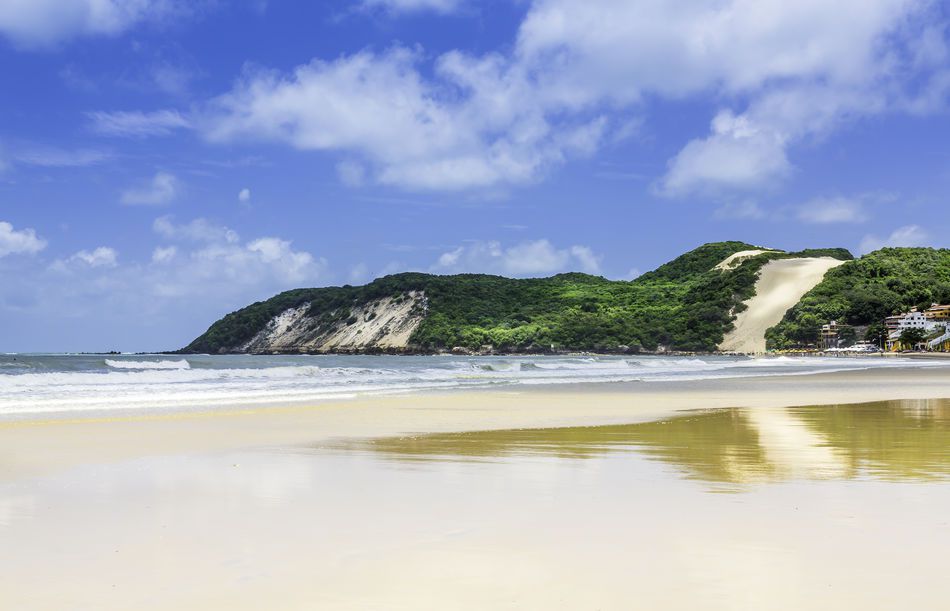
(2, 362, 949, 609)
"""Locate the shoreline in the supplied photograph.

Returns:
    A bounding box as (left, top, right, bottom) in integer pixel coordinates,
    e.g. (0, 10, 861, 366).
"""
(2, 367, 949, 481)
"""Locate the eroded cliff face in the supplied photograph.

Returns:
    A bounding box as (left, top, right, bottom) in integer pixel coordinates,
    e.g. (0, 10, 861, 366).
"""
(239, 292, 426, 353)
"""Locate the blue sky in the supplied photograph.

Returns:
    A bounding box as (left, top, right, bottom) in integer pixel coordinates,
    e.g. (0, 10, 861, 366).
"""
(1, 0, 950, 352)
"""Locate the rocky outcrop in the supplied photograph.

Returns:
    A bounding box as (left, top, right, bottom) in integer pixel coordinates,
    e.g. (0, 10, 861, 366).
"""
(239, 292, 426, 353)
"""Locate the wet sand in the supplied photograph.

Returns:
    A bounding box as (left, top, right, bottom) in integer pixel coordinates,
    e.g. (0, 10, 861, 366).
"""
(2, 367, 950, 480)
(1, 369, 949, 609)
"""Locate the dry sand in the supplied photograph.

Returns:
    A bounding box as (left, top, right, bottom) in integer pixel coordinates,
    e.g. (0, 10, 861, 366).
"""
(713, 248, 775, 270)
(719, 257, 845, 353)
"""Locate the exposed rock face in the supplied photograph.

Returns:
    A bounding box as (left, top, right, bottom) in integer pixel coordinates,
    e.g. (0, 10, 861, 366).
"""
(239, 292, 426, 353)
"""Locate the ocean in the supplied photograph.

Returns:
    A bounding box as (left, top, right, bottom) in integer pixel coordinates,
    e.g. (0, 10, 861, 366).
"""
(1, 353, 947, 417)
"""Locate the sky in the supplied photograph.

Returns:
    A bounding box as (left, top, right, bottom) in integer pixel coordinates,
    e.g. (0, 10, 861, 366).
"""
(1, 0, 950, 352)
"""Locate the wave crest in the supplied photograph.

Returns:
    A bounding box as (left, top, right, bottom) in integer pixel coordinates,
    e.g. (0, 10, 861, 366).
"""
(105, 359, 191, 370)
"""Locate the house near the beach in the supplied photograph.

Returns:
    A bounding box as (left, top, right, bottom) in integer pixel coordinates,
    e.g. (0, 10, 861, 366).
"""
(819, 321, 849, 350)
(885, 305, 950, 351)
(924, 303, 950, 322)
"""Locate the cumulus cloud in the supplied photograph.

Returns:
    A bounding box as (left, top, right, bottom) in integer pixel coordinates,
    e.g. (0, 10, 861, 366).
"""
(148, 225, 327, 297)
(433, 239, 602, 276)
(660, 83, 893, 196)
(150, 217, 326, 290)
(68, 246, 118, 268)
(202, 46, 606, 190)
(87, 109, 191, 138)
(0, 221, 46, 257)
(0, 217, 330, 350)
(190, 0, 944, 195)
(859, 225, 931, 254)
(120, 172, 179, 206)
(0, 0, 194, 48)
(796, 196, 868, 224)
(237, 188, 251, 203)
(659, 110, 791, 196)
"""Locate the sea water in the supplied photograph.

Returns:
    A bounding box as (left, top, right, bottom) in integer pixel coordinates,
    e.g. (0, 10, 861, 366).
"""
(0, 352, 947, 416)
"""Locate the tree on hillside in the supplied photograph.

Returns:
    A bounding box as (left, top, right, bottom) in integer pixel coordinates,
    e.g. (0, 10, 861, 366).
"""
(899, 327, 927, 350)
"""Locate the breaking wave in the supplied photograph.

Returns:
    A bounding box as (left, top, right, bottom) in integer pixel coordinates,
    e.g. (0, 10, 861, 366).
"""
(0, 353, 946, 417)
(105, 359, 191, 370)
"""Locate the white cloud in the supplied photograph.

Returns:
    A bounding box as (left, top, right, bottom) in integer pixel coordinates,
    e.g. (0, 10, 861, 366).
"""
(568, 245, 601, 275)
(859, 225, 930, 254)
(659, 82, 892, 196)
(797, 196, 868, 224)
(0, 0, 193, 48)
(149, 217, 326, 291)
(153, 216, 239, 244)
(660, 110, 791, 196)
(237, 188, 251, 203)
(516, 0, 917, 101)
(246, 238, 321, 283)
(1, 218, 330, 350)
(149, 234, 327, 298)
(433, 239, 602, 276)
(203, 47, 605, 190)
(360, 0, 462, 13)
(68, 246, 118, 268)
(194, 0, 942, 194)
(120, 172, 179, 206)
(0, 221, 46, 257)
(87, 109, 191, 138)
(151, 246, 177, 264)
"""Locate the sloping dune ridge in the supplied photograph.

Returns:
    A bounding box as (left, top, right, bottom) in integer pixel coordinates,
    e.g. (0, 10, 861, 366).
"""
(719, 257, 845, 354)
(713, 249, 776, 271)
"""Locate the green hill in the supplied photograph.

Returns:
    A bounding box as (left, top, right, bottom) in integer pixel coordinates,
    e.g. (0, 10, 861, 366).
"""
(182, 242, 854, 355)
(766, 247, 950, 348)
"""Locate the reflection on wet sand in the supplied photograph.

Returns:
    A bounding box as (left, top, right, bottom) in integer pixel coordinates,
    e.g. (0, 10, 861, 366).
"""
(345, 399, 950, 488)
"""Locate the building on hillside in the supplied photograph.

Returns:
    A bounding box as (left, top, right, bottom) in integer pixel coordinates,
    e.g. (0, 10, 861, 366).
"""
(924, 303, 950, 322)
(819, 320, 851, 351)
(884, 313, 904, 340)
(885, 306, 949, 351)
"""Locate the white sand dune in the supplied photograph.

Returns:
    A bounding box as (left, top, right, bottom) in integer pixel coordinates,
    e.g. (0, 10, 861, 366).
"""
(713, 249, 777, 270)
(719, 257, 845, 353)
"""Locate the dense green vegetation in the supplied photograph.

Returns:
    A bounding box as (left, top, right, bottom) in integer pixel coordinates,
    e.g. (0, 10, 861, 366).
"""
(766, 248, 950, 348)
(183, 241, 855, 354)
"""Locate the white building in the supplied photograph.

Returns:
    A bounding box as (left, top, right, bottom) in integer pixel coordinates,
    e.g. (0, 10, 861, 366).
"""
(886, 308, 947, 350)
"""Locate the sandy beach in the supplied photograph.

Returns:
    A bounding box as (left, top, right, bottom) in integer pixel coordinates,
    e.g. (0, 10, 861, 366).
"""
(2, 367, 949, 610)
(2, 366, 949, 480)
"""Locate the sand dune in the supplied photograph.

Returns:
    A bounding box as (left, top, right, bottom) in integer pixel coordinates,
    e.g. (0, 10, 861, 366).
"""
(713, 249, 776, 270)
(719, 257, 845, 353)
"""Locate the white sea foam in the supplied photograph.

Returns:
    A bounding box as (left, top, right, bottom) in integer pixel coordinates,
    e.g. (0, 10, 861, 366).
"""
(0, 354, 946, 417)
(105, 359, 191, 370)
